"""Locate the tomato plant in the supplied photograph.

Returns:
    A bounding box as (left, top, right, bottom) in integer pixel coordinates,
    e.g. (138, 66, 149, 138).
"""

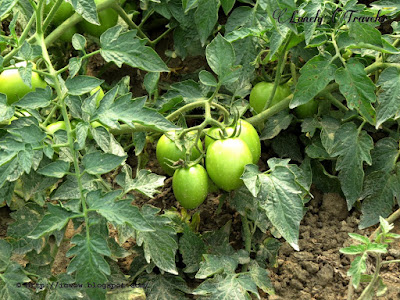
(156, 132, 203, 176)
(205, 119, 261, 164)
(0, 62, 47, 104)
(294, 98, 319, 119)
(46, 120, 66, 134)
(249, 82, 291, 113)
(172, 164, 208, 209)
(205, 138, 253, 192)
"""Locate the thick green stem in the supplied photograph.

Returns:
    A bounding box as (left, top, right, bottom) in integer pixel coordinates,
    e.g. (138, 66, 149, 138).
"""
(358, 255, 382, 300)
(42, 0, 63, 31)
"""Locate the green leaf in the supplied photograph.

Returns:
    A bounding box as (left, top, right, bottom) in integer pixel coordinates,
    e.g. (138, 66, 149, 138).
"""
(0, 0, 17, 19)
(366, 243, 388, 254)
(144, 72, 160, 97)
(379, 216, 393, 235)
(348, 233, 370, 244)
(137, 274, 190, 300)
(95, 94, 179, 132)
(195, 0, 219, 46)
(206, 34, 237, 84)
(195, 254, 243, 279)
(260, 110, 293, 140)
(45, 274, 84, 300)
(0, 240, 11, 272)
(0, 96, 14, 122)
(360, 171, 397, 229)
(249, 261, 275, 295)
(193, 273, 256, 300)
(67, 233, 111, 299)
(70, 0, 99, 24)
(86, 190, 154, 232)
(120, 169, 166, 198)
(221, 0, 235, 14)
(376, 67, 400, 128)
(348, 254, 367, 289)
(335, 59, 376, 124)
(303, 1, 323, 44)
(100, 27, 169, 72)
(0, 263, 31, 300)
(367, 137, 399, 174)
(348, 21, 382, 48)
(255, 237, 280, 268)
(179, 224, 206, 273)
(290, 54, 336, 108)
(37, 160, 70, 178)
(65, 76, 104, 96)
(244, 159, 308, 250)
(136, 205, 178, 275)
(199, 70, 217, 87)
(28, 204, 80, 239)
(82, 151, 127, 175)
(13, 87, 52, 109)
(51, 173, 97, 200)
(340, 244, 367, 255)
(330, 123, 374, 209)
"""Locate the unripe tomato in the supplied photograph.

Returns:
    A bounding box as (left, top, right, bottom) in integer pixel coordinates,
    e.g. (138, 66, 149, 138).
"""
(60, 25, 78, 42)
(206, 138, 253, 191)
(44, 0, 74, 25)
(46, 121, 66, 135)
(156, 132, 203, 176)
(294, 99, 319, 119)
(249, 82, 291, 113)
(0, 62, 47, 105)
(172, 164, 208, 209)
(205, 120, 261, 164)
(79, 0, 118, 38)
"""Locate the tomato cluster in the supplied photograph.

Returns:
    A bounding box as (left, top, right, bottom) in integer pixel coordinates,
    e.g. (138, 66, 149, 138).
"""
(156, 120, 260, 210)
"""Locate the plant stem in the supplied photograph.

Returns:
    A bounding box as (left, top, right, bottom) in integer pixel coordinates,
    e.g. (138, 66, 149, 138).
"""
(323, 92, 348, 112)
(357, 255, 382, 300)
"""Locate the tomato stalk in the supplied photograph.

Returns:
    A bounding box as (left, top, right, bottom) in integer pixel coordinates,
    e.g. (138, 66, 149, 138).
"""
(42, 0, 64, 31)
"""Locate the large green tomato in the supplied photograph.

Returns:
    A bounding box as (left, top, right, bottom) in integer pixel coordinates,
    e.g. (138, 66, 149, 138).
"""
(294, 99, 319, 119)
(205, 120, 261, 164)
(0, 62, 47, 105)
(249, 82, 291, 113)
(44, 0, 74, 25)
(172, 164, 208, 209)
(79, 0, 118, 38)
(156, 132, 203, 176)
(206, 138, 253, 192)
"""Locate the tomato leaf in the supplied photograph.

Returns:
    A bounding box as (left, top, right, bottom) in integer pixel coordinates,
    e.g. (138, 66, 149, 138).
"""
(348, 20, 382, 48)
(290, 54, 336, 108)
(249, 261, 275, 295)
(100, 27, 169, 72)
(137, 273, 191, 300)
(65, 75, 104, 96)
(330, 123, 374, 210)
(51, 173, 97, 200)
(28, 204, 80, 239)
(0, 240, 11, 272)
(0, 263, 31, 300)
(376, 67, 400, 128)
(195, 0, 219, 46)
(260, 110, 293, 140)
(12, 87, 52, 109)
(67, 233, 111, 299)
(0, 0, 16, 19)
(37, 160, 70, 178)
(136, 205, 179, 275)
(86, 190, 154, 232)
(347, 254, 368, 289)
(82, 151, 126, 175)
(179, 224, 206, 273)
(0, 96, 14, 122)
(70, 0, 99, 25)
(117, 168, 165, 198)
(335, 59, 376, 124)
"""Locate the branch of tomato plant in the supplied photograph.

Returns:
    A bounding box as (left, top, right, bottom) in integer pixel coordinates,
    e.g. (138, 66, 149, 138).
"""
(357, 255, 382, 300)
(36, 4, 94, 255)
(55, 50, 101, 75)
(322, 92, 349, 112)
(347, 207, 400, 300)
(110, 3, 150, 42)
(262, 32, 292, 111)
(42, 0, 64, 31)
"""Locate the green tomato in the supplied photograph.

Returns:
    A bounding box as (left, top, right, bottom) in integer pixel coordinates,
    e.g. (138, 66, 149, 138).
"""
(249, 82, 291, 114)
(90, 86, 105, 107)
(172, 164, 208, 209)
(0, 61, 47, 105)
(206, 138, 253, 192)
(205, 120, 261, 164)
(46, 120, 67, 135)
(60, 25, 78, 42)
(79, 0, 118, 38)
(294, 99, 319, 119)
(44, 0, 74, 25)
(0, 116, 17, 127)
(156, 132, 203, 176)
